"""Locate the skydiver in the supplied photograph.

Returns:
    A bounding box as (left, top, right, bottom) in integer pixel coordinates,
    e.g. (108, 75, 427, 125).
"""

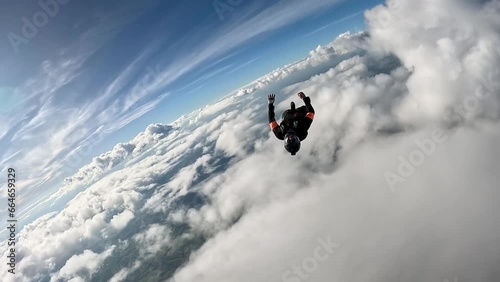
(267, 92, 315, 156)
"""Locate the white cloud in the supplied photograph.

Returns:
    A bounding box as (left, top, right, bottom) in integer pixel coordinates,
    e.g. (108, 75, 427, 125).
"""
(366, 0, 500, 125)
(215, 114, 262, 157)
(61, 123, 173, 188)
(133, 224, 172, 258)
(109, 261, 142, 282)
(169, 1, 500, 281)
(109, 210, 135, 232)
(172, 125, 500, 282)
(51, 246, 115, 282)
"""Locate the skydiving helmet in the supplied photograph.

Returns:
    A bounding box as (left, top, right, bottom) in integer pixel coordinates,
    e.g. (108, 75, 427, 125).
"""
(284, 130, 301, 156)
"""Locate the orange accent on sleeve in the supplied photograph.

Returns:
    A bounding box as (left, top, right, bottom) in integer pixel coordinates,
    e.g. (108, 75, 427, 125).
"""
(269, 121, 279, 131)
(306, 112, 315, 120)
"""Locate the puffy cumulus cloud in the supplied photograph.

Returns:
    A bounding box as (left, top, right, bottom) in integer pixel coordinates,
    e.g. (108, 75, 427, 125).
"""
(0, 153, 166, 280)
(133, 224, 172, 258)
(84, 223, 171, 282)
(109, 209, 135, 232)
(0, 84, 266, 281)
(51, 247, 115, 282)
(307, 32, 370, 64)
(172, 126, 500, 282)
(366, 0, 500, 125)
(109, 261, 142, 282)
(215, 114, 262, 157)
(64, 123, 173, 185)
(169, 1, 500, 282)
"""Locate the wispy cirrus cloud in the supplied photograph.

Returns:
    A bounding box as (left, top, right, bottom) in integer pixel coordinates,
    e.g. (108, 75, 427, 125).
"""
(0, 2, 170, 221)
(128, 0, 345, 100)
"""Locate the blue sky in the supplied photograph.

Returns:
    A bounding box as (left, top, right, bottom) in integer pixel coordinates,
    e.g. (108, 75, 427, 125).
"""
(0, 0, 384, 223)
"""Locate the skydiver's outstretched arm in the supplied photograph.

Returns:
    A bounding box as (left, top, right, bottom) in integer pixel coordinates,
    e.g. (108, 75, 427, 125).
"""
(298, 92, 315, 114)
(268, 94, 284, 140)
(304, 97, 315, 114)
(298, 92, 315, 131)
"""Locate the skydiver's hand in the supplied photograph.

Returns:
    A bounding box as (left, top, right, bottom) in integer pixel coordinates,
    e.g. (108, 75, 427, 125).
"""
(268, 94, 275, 105)
(298, 92, 306, 100)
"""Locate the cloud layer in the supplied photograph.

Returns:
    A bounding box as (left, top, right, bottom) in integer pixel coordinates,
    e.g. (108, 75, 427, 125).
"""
(171, 0, 500, 281)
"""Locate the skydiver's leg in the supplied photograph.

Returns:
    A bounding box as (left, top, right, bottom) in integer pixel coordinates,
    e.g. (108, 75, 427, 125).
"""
(282, 110, 291, 120)
(296, 106, 307, 116)
(282, 109, 296, 128)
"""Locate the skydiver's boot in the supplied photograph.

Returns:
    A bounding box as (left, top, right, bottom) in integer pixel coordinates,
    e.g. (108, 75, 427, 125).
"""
(290, 101, 297, 117)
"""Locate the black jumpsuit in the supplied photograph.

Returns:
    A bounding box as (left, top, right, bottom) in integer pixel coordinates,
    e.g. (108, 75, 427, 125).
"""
(268, 96, 315, 141)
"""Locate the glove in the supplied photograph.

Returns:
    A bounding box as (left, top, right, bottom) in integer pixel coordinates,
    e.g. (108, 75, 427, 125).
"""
(297, 92, 306, 100)
(268, 94, 275, 105)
